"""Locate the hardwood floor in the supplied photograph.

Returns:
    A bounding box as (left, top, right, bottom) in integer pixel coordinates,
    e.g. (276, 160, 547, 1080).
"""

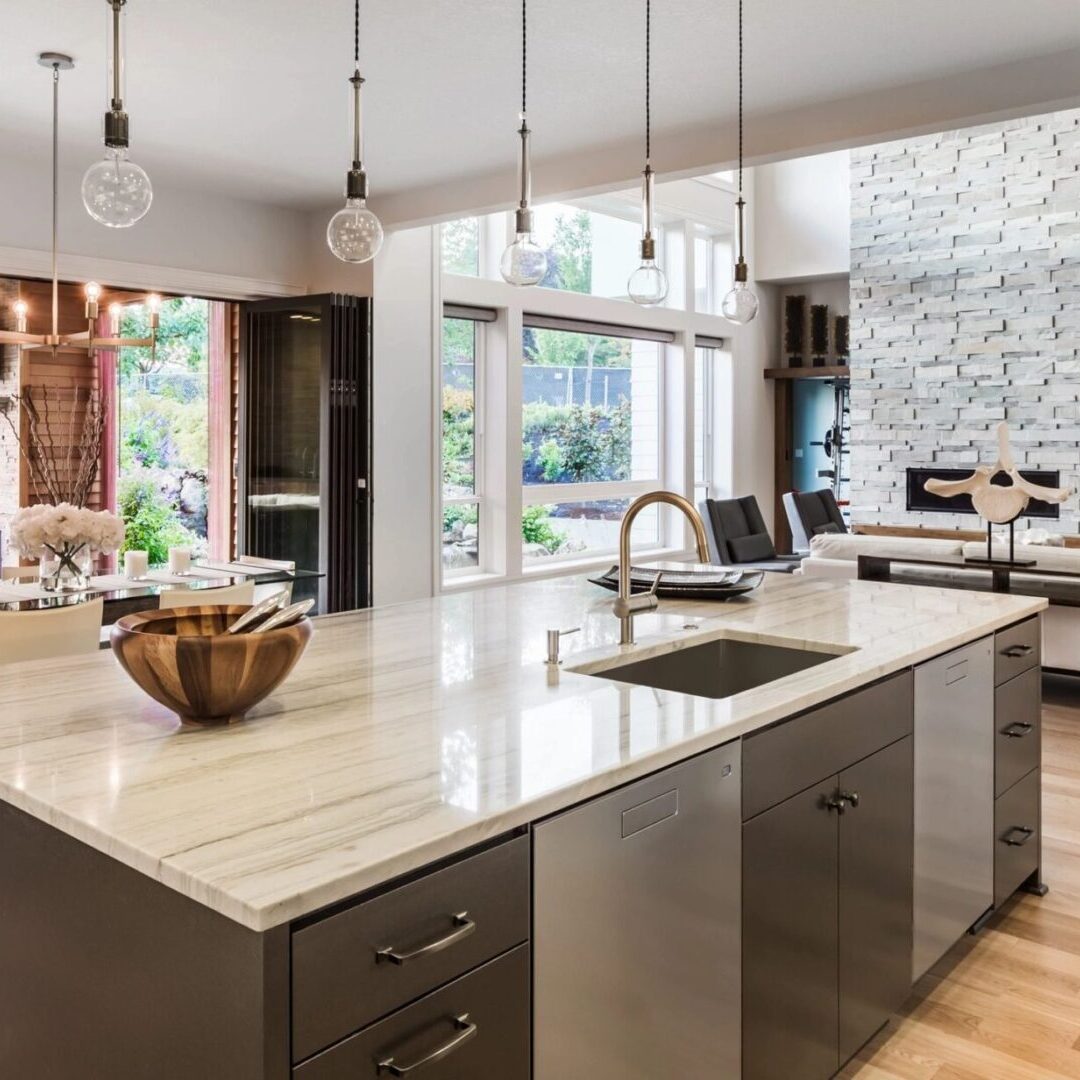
(843, 674, 1080, 1080)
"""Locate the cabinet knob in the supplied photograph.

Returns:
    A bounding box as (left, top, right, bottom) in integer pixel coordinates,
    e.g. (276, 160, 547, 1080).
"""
(824, 796, 847, 815)
(839, 790, 860, 809)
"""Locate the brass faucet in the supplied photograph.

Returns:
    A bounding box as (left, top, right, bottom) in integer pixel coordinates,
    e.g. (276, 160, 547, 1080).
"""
(613, 490, 712, 646)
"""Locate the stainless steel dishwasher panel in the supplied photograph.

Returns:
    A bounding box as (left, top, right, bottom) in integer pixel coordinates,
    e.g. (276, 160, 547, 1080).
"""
(533, 741, 741, 1080)
(913, 637, 994, 981)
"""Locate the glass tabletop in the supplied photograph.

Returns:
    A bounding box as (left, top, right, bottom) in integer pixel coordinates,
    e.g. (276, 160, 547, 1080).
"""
(0, 567, 324, 614)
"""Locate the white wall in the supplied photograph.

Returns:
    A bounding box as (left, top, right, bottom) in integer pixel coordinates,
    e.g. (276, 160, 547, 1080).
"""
(0, 149, 310, 297)
(371, 226, 437, 605)
(754, 151, 851, 282)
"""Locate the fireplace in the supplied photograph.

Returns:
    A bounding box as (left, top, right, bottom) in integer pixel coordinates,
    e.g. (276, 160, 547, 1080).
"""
(906, 467, 1061, 519)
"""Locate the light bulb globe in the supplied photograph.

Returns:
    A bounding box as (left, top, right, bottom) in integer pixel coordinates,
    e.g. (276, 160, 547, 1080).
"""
(628, 260, 668, 306)
(82, 148, 152, 228)
(499, 234, 547, 287)
(327, 198, 384, 263)
(721, 281, 759, 325)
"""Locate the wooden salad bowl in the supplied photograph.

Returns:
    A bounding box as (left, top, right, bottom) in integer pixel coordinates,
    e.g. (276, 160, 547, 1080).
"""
(110, 605, 313, 725)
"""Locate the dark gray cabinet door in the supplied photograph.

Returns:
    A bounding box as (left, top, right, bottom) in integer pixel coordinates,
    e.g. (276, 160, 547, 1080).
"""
(743, 777, 839, 1080)
(838, 736, 914, 1064)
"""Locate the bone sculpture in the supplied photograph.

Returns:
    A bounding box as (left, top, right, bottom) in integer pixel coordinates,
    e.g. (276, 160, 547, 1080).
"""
(924, 422, 1070, 524)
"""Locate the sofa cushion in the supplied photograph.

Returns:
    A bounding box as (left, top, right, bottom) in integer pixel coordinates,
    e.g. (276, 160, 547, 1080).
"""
(960, 541, 1080, 573)
(729, 533, 777, 563)
(809, 533, 966, 561)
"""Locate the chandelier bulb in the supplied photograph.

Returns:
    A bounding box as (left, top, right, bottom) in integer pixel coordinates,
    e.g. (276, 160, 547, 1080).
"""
(12, 299, 28, 334)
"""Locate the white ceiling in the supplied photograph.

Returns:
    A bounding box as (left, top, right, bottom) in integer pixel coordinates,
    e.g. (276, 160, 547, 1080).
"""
(3, 0, 1080, 218)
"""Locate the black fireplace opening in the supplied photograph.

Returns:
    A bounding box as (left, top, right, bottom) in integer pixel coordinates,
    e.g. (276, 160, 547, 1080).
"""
(906, 467, 1061, 519)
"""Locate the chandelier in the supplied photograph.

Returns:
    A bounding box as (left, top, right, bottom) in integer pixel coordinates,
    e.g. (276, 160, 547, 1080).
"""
(0, 54, 159, 358)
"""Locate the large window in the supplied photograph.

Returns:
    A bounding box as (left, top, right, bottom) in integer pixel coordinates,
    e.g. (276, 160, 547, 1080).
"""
(522, 322, 662, 563)
(441, 315, 482, 575)
(437, 181, 736, 588)
(118, 296, 211, 562)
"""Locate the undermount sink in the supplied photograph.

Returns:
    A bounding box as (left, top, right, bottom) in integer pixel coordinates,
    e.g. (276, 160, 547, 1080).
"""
(580, 637, 850, 700)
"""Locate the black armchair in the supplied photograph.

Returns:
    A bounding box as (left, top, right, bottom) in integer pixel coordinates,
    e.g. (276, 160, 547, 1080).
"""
(700, 496, 802, 573)
(783, 489, 848, 554)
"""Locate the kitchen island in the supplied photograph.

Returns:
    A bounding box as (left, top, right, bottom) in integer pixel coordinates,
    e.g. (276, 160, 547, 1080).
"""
(0, 572, 1047, 1079)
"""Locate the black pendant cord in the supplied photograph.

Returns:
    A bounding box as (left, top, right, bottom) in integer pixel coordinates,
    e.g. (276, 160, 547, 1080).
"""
(645, 0, 651, 165)
(354, 0, 360, 68)
(522, 0, 527, 118)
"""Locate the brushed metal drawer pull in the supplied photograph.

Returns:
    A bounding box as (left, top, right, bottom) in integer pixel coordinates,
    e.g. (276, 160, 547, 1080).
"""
(1002, 825, 1035, 847)
(1002, 721, 1034, 738)
(376, 1013, 477, 1075)
(375, 912, 476, 965)
(1002, 644, 1034, 659)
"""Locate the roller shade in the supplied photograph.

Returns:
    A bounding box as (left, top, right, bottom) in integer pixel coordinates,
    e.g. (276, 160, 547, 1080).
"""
(523, 313, 676, 344)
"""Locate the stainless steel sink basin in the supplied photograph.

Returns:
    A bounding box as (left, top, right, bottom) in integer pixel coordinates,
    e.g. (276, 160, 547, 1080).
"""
(582, 637, 848, 699)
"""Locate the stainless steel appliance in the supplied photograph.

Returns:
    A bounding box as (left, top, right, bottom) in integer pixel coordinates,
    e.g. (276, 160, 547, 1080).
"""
(913, 637, 994, 980)
(533, 741, 741, 1080)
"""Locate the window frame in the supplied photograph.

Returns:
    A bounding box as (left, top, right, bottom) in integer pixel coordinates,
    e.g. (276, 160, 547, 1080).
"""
(439, 310, 489, 580)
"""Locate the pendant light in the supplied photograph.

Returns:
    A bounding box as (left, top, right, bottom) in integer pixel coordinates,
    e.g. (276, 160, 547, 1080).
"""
(82, 0, 153, 229)
(500, 0, 546, 287)
(721, 0, 759, 325)
(2, 55, 158, 356)
(628, 0, 667, 306)
(327, 0, 384, 264)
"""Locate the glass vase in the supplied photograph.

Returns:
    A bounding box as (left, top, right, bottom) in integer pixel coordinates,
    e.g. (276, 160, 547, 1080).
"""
(40, 543, 93, 592)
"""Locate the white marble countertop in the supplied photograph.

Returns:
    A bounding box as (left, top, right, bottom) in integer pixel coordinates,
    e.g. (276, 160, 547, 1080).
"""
(0, 573, 1045, 930)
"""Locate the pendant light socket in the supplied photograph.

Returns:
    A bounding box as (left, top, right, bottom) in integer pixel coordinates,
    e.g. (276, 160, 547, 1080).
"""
(514, 207, 535, 236)
(103, 109, 129, 149)
(346, 167, 369, 201)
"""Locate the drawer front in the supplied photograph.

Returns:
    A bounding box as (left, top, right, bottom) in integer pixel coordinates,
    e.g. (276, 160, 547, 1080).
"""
(994, 768, 1040, 907)
(742, 670, 914, 820)
(294, 945, 530, 1080)
(292, 836, 529, 1063)
(995, 668, 1041, 798)
(994, 617, 1040, 686)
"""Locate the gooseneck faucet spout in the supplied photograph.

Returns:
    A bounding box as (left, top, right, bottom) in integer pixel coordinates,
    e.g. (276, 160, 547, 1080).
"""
(613, 490, 711, 646)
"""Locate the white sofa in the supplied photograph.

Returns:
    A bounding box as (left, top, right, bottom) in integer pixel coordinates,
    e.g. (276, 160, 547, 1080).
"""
(798, 532, 1080, 672)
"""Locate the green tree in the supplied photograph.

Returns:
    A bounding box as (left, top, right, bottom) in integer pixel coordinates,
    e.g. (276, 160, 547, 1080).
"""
(547, 210, 592, 294)
(119, 297, 209, 379)
(442, 219, 480, 275)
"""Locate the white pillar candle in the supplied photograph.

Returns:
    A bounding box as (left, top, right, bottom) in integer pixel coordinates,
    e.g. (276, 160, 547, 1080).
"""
(167, 547, 192, 575)
(124, 550, 149, 580)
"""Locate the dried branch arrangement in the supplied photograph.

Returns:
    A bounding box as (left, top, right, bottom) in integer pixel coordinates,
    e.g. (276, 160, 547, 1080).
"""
(0, 386, 106, 508)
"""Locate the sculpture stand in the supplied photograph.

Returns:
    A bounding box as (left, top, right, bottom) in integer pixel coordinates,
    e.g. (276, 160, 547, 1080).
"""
(963, 519, 1036, 568)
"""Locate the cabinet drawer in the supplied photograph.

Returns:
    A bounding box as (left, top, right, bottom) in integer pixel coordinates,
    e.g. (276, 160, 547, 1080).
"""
(742, 670, 914, 820)
(994, 769, 1040, 907)
(292, 836, 529, 1063)
(995, 668, 1041, 798)
(994, 618, 1040, 686)
(294, 945, 530, 1080)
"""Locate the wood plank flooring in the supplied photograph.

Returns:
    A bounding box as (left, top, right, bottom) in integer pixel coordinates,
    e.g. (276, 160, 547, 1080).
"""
(843, 674, 1080, 1080)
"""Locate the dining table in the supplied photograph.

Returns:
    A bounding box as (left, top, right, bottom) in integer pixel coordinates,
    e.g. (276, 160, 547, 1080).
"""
(0, 561, 324, 625)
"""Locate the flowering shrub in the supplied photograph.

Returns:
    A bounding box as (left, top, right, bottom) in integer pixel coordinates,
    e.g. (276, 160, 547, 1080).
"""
(10, 503, 125, 558)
